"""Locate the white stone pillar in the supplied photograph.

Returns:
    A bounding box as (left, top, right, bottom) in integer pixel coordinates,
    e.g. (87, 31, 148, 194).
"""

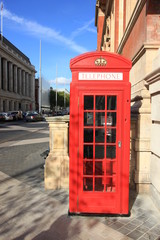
(3, 58, 7, 90)
(45, 116, 69, 189)
(14, 65, 17, 93)
(9, 62, 13, 92)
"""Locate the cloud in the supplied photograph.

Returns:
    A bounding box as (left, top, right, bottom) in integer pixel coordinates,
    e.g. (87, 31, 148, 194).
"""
(49, 77, 71, 85)
(3, 9, 88, 54)
(71, 18, 96, 39)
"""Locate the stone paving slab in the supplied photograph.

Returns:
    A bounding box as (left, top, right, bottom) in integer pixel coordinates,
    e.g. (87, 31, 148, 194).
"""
(0, 170, 160, 240)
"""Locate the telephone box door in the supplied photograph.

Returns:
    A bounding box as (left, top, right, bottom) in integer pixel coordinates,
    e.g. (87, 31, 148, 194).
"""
(78, 91, 122, 213)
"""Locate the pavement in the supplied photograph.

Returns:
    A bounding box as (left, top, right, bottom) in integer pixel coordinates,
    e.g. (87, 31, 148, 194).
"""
(0, 167, 160, 240)
(0, 121, 160, 240)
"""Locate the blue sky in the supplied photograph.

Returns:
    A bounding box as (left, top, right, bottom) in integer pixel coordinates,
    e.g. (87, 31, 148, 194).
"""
(1, 0, 97, 91)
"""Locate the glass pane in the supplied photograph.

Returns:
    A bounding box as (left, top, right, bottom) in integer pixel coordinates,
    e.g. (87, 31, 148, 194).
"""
(95, 129, 105, 143)
(106, 129, 116, 143)
(84, 145, 93, 159)
(83, 161, 93, 175)
(95, 112, 105, 126)
(107, 113, 116, 126)
(84, 96, 94, 110)
(95, 145, 104, 159)
(83, 177, 93, 191)
(96, 96, 105, 110)
(95, 161, 103, 175)
(106, 161, 116, 175)
(106, 177, 116, 192)
(84, 129, 93, 143)
(95, 178, 104, 191)
(107, 96, 117, 110)
(106, 146, 116, 159)
(84, 112, 93, 126)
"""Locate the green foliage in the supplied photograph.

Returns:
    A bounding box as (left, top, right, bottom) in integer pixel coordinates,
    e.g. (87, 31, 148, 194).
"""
(49, 88, 56, 110)
(49, 88, 70, 109)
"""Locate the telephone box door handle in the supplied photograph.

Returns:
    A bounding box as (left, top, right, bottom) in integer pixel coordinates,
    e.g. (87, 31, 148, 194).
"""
(118, 141, 121, 148)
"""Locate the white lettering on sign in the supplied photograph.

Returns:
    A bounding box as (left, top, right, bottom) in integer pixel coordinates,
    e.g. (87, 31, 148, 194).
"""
(79, 72, 123, 80)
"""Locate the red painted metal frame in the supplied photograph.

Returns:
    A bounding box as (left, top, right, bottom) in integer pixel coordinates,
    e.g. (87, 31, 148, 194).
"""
(69, 51, 132, 214)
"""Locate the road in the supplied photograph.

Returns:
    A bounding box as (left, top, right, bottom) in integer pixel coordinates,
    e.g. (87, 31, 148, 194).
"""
(0, 120, 49, 187)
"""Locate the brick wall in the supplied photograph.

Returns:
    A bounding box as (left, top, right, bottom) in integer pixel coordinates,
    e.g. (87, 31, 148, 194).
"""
(121, 4, 146, 60)
(97, 15, 105, 51)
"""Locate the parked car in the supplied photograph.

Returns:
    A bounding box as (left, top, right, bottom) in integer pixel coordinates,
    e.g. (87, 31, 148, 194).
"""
(26, 113, 45, 122)
(57, 111, 63, 116)
(0, 113, 6, 121)
(4, 112, 13, 121)
(8, 111, 23, 120)
(61, 109, 68, 115)
(0, 112, 13, 121)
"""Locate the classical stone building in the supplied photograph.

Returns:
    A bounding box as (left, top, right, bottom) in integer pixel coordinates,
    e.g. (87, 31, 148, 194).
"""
(95, 0, 160, 209)
(0, 34, 36, 112)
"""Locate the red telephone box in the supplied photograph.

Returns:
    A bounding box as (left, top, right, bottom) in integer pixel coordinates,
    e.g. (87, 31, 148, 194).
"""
(69, 51, 132, 215)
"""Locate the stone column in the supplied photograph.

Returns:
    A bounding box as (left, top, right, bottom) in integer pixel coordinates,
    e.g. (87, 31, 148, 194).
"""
(28, 74, 31, 97)
(21, 101, 25, 112)
(0, 98, 2, 112)
(3, 99, 7, 112)
(144, 49, 160, 209)
(3, 58, 7, 90)
(25, 72, 29, 96)
(9, 62, 13, 92)
(13, 65, 17, 93)
(18, 68, 22, 95)
(6, 100, 9, 112)
(45, 116, 69, 189)
(134, 92, 151, 193)
(11, 100, 14, 111)
(0, 56, 1, 89)
(31, 72, 35, 110)
(22, 70, 25, 96)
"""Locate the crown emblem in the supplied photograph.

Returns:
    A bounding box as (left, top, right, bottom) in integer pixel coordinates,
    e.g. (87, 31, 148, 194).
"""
(95, 57, 107, 66)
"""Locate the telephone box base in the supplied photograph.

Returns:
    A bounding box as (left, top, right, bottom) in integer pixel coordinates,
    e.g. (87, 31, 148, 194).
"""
(68, 210, 131, 218)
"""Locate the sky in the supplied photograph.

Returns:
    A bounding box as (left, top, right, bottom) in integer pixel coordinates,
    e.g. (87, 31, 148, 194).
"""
(0, 0, 97, 91)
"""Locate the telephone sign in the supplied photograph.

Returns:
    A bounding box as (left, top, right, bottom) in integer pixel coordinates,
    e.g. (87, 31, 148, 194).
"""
(69, 51, 132, 215)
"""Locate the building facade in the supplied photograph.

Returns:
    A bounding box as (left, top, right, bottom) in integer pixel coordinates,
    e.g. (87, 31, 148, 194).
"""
(95, 0, 160, 209)
(0, 35, 36, 112)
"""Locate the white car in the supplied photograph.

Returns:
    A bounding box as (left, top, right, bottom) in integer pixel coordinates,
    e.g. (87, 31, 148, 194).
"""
(1, 112, 13, 121)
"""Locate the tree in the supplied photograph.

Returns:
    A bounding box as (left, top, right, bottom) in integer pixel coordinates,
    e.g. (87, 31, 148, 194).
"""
(49, 88, 70, 109)
(49, 87, 56, 110)
(65, 93, 70, 107)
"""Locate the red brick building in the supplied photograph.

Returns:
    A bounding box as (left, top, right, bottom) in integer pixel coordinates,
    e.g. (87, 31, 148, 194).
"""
(95, 0, 160, 209)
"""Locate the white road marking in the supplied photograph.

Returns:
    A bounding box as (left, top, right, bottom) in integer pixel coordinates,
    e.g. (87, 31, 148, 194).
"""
(0, 137, 49, 148)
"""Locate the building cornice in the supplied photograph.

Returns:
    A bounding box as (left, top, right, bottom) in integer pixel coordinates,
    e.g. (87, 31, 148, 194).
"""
(0, 34, 30, 63)
(0, 42, 36, 73)
(144, 67, 160, 85)
(131, 43, 160, 66)
(117, 0, 147, 54)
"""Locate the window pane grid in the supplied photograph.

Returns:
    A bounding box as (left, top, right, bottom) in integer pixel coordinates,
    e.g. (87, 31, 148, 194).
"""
(83, 94, 117, 192)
